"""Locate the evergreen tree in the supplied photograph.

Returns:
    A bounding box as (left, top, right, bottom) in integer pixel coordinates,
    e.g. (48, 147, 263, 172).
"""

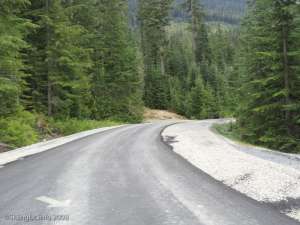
(209, 26, 239, 115)
(186, 0, 211, 65)
(139, 0, 173, 109)
(0, 0, 33, 116)
(238, 0, 300, 152)
(91, 0, 143, 122)
(24, 0, 92, 118)
(166, 23, 193, 115)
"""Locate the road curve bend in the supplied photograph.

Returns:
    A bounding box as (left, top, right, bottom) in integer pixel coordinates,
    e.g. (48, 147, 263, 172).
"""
(0, 123, 298, 225)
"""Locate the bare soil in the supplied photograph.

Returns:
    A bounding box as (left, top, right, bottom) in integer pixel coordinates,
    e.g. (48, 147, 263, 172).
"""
(143, 108, 186, 122)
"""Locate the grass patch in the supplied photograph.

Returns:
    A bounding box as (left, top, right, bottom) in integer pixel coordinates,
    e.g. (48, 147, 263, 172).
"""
(213, 122, 300, 153)
(213, 122, 285, 150)
(0, 111, 122, 149)
(50, 119, 121, 136)
(212, 122, 242, 142)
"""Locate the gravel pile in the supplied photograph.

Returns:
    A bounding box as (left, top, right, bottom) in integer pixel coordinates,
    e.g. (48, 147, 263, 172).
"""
(162, 120, 300, 221)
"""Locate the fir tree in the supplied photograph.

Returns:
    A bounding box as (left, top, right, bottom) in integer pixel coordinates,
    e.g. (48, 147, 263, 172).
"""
(139, 0, 173, 109)
(24, 0, 92, 118)
(0, 0, 33, 116)
(238, 0, 300, 152)
(91, 0, 143, 122)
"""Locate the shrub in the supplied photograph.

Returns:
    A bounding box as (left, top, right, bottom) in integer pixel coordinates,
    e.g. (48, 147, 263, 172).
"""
(0, 110, 38, 147)
(0, 110, 122, 149)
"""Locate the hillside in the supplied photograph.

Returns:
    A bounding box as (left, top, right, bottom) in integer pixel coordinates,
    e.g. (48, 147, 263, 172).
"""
(128, 0, 247, 25)
(1, 0, 298, 152)
(200, 0, 246, 24)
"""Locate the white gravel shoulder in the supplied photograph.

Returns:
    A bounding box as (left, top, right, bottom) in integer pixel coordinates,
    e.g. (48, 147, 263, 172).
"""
(162, 120, 300, 220)
(0, 125, 124, 166)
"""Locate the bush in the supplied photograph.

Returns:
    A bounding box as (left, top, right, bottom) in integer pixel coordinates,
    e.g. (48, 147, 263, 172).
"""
(0, 110, 38, 147)
(0, 110, 122, 149)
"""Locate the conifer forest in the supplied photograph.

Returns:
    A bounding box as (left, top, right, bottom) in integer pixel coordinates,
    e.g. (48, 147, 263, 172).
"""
(0, 0, 299, 152)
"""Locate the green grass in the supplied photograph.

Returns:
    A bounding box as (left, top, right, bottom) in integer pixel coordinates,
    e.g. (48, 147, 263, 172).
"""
(0, 111, 123, 148)
(50, 119, 121, 136)
(212, 122, 242, 143)
(213, 122, 300, 153)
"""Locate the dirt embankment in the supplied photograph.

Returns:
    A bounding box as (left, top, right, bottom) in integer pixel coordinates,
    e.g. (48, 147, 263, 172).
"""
(143, 108, 186, 122)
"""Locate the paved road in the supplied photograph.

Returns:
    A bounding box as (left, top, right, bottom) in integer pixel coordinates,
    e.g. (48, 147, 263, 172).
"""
(0, 123, 299, 225)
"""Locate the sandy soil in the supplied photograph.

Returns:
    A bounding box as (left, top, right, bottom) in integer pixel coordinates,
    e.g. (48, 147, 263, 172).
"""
(143, 108, 186, 122)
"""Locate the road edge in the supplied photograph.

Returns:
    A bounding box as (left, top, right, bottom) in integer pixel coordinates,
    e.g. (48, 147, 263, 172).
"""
(210, 122, 300, 161)
(161, 120, 300, 223)
(0, 125, 127, 166)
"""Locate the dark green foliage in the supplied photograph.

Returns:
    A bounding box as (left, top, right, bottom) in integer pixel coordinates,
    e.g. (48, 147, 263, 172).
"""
(138, 0, 221, 116)
(0, 0, 143, 147)
(187, 78, 217, 119)
(139, 0, 173, 109)
(91, 0, 143, 122)
(188, 0, 211, 65)
(23, 0, 143, 121)
(237, 0, 300, 152)
(0, 0, 299, 154)
(0, 110, 38, 147)
(165, 1, 236, 120)
(24, 0, 92, 118)
(0, 0, 33, 116)
(143, 69, 170, 109)
(209, 26, 239, 115)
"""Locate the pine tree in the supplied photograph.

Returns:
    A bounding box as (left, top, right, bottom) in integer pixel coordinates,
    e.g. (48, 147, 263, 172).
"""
(166, 23, 193, 115)
(186, 0, 211, 65)
(187, 76, 216, 119)
(187, 77, 206, 119)
(139, 0, 173, 109)
(91, 0, 143, 122)
(24, 0, 92, 118)
(0, 0, 33, 116)
(238, 0, 300, 152)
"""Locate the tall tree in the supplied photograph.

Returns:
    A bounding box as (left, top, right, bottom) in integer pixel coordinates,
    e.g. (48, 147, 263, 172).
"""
(0, 0, 33, 116)
(186, 0, 211, 65)
(24, 0, 92, 118)
(238, 0, 300, 152)
(91, 0, 143, 122)
(139, 0, 173, 109)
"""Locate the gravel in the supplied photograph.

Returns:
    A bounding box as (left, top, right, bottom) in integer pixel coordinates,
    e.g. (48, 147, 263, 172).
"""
(162, 120, 300, 221)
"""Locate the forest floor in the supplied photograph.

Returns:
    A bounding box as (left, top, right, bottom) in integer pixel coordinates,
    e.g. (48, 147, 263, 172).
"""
(143, 108, 186, 122)
(162, 119, 300, 222)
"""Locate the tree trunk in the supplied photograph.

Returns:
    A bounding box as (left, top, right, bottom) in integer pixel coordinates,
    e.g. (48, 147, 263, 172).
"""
(46, 0, 52, 116)
(160, 46, 165, 76)
(191, 0, 196, 53)
(282, 25, 291, 133)
(47, 80, 52, 116)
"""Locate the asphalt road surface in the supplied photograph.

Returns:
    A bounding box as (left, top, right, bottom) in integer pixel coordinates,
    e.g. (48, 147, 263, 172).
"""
(0, 123, 299, 225)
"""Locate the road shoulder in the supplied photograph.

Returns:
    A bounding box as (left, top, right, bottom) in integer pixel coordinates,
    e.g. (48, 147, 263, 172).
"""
(162, 120, 300, 221)
(0, 125, 125, 166)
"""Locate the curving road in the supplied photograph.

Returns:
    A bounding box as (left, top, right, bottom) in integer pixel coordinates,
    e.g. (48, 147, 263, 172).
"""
(0, 123, 299, 225)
